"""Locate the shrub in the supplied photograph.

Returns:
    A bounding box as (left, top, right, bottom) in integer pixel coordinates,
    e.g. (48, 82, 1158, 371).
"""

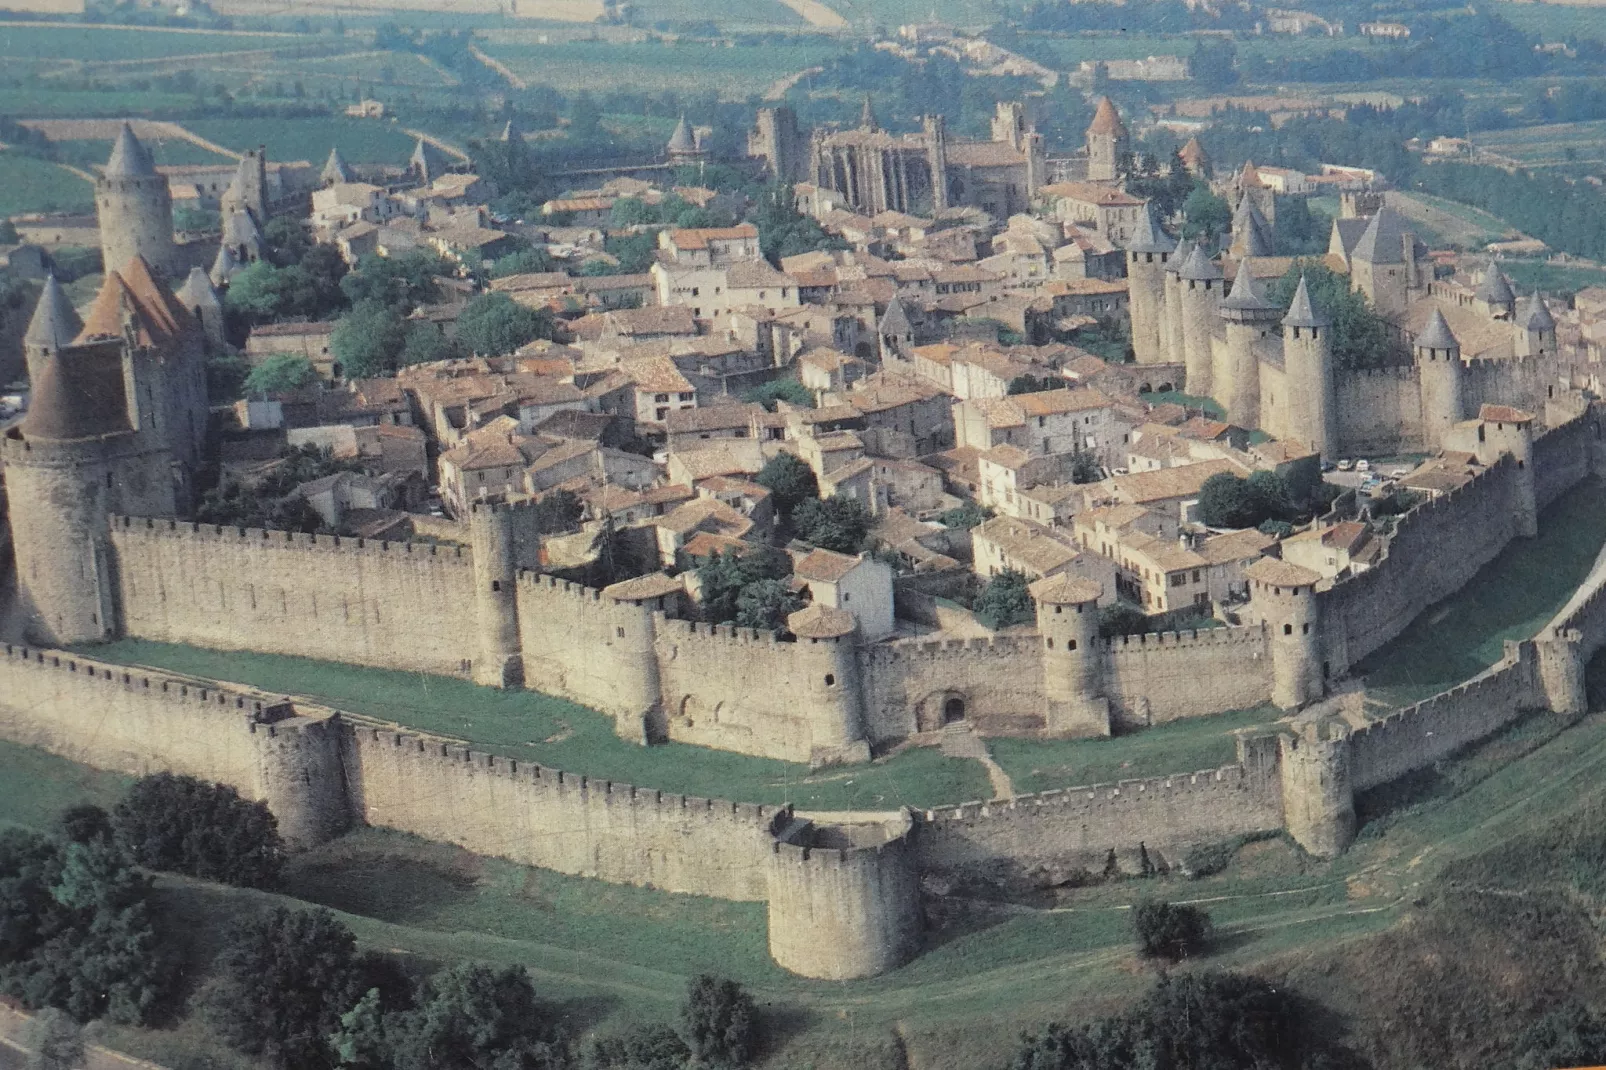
(680, 975, 757, 1070)
(112, 773, 283, 888)
(58, 805, 111, 845)
(754, 452, 817, 515)
(243, 353, 316, 397)
(975, 569, 1034, 629)
(1131, 898, 1212, 960)
(1182, 840, 1235, 879)
(1098, 602, 1149, 638)
(793, 494, 870, 553)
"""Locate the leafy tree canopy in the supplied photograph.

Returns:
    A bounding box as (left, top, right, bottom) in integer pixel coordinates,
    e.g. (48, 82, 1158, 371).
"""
(243, 353, 317, 397)
(1265, 261, 1393, 370)
(331, 300, 409, 379)
(1131, 898, 1212, 960)
(1181, 184, 1232, 243)
(1195, 471, 1293, 530)
(754, 452, 819, 515)
(746, 378, 813, 411)
(112, 772, 283, 888)
(793, 494, 870, 554)
(975, 569, 1034, 630)
(454, 292, 557, 357)
(680, 975, 756, 1070)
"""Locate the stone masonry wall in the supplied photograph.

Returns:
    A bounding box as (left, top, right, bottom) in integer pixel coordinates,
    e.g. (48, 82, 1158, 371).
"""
(1335, 366, 1425, 457)
(109, 517, 478, 676)
(1533, 409, 1602, 510)
(1105, 626, 1273, 728)
(860, 636, 1045, 739)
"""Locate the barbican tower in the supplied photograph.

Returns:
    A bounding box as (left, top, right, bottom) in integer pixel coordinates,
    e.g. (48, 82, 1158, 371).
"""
(96, 123, 177, 279)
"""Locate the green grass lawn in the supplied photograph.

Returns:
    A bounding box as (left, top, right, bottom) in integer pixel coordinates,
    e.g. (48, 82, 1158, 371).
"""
(0, 738, 131, 834)
(0, 151, 92, 215)
(78, 638, 994, 811)
(1356, 478, 1606, 706)
(477, 39, 843, 96)
(184, 116, 422, 164)
(1501, 258, 1606, 299)
(1139, 389, 1225, 418)
(988, 705, 1281, 796)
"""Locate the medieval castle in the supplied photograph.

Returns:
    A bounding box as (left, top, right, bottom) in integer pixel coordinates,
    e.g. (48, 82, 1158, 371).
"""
(5, 124, 1606, 982)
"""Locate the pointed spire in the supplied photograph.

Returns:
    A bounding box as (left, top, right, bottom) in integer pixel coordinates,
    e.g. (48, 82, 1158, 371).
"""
(209, 243, 241, 286)
(410, 136, 446, 182)
(25, 275, 82, 351)
(1232, 193, 1274, 257)
(1167, 237, 1194, 275)
(177, 265, 220, 311)
(1124, 202, 1175, 254)
(1518, 291, 1555, 332)
(1238, 159, 1263, 189)
(879, 295, 911, 336)
(1415, 307, 1460, 351)
(1475, 265, 1515, 306)
(1087, 96, 1125, 138)
(667, 115, 697, 155)
(1282, 275, 1329, 329)
(104, 122, 156, 178)
(860, 93, 878, 132)
(499, 114, 523, 143)
(1352, 206, 1407, 265)
(321, 146, 354, 185)
(1178, 243, 1223, 282)
(1179, 136, 1209, 175)
(1221, 259, 1274, 312)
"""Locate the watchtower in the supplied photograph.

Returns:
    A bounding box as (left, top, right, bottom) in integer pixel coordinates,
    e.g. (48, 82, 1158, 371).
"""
(1031, 574, 1110, 738)
(1218, 259, 1279, 429)
(1178, 244, 1224, 397)
(1414, 308, 1465, 450)
(96, 124, 176, 278)
(468, 501, 525, 688)
(1282, 275, 1336, 460)
(787, 605, 870, 767)
(1084, 96, 1128, 183)
(1125, 203, 1176, 365)
(1246, 557, 1325, 710)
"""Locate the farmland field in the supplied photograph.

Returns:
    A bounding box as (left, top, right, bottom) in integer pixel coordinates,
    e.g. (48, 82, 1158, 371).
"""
(625, 0, 811, 28)
(476, 38, 843, 95)
(0, 152, 93, 215)
(0, 86, 200, 117)
(1501, 258, 1606, 297)
(50, 137, 234, 169)
(1388, 190, 1516, 249)
(0, 22, 296, 62)
(1474, 118, 1606, 172)
(184, 116, 423, 163)
(1492, 1, 1606, 41)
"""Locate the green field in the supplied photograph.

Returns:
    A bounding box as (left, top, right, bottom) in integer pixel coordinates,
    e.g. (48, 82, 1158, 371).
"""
(76, 638, 995, 811)
(0, 86, 199, 118)
(1475, 118, 1606, 172)
(0, 22, 297, 61)
(1355, 477, 1606, 706)
(0, 151, 92, 215)
(477, 39, 842, 96)
(49, 137, 233, 169)
(1492, 1, 1606, 42)
(624, 0, 810, 28)
(1501, 258, 1606, 298)
(184, 116, 423, 163)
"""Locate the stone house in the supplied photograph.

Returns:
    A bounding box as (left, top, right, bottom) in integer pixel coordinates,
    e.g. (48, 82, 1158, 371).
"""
(792, 548, 895, 641)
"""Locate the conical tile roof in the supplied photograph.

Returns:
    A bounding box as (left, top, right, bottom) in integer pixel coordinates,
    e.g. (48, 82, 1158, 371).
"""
(1415, 308, 1459, 351)
(1282, 275, 1329, 328)
(1221, 259, 1274, 313)
(1087, 96, 1125, 137)
(24, 275, 82, 351)
(321, 147, 354, 185)
(105, 122, 156, 177)
(667, 116, 696, 154)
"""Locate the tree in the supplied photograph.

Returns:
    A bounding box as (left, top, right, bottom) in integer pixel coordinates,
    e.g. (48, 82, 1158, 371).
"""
(1195, 471, 1291, 529)
(696, 546, 793, 626)
(735, 577, 802, 632)
(1516, 1003, 1606, 1070)
(975, 569, 1034, 629)
(754, 452, 818, 516)
(58, 805, 111, 845)
(1070, 452, 1102, 484)
(385, 962, 566, 1070)
(203, 907, 368, 1068)
(340, 250, 448, 310)
(1008, 373, 1064, 395)
(938, 501, 988, 529)
(746, 378, 813, 411)
(22, 1008, 82, 1070)
(1265, 261, 1393, 370)
(581, 1021, 690, 1070)
(532, 488, 584, 535)
(1131, 899, 1212, 960)
(112, 773, 284, 888)
(1099, 602, 1149, 638)
(331, 301, 408, 379)
(490, 245, 557, 279)
(752, 184, 847, 264)
(793, 494, 870, 553)
(680, 975, 756, 1070)
(454, 292, 556, 357)
(330, 987, 390, 1070)
(244, 353, 317, 396)
(399, 320, 456, 367)
(1190, 38, 1239, 89)
(0, 218, 19, 243)
(1181, 184, 1232, 243)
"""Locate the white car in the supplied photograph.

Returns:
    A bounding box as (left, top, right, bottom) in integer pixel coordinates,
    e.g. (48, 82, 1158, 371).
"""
(1355, 459, 1372, 473)
(1336, 458, 1354, 471)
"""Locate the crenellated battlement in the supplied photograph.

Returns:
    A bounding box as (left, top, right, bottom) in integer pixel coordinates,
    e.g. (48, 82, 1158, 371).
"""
(109, 515, 471, 563)
(1105, 623, 1264, 653)
(920, 762, 1259, 827)
(654, 613, 788, 647)
(866, 633, 1030, 663)
(1340, 364, 1418, 383)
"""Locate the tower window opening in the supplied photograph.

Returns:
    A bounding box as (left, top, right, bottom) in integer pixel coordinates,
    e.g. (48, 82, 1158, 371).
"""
(1283, 624, 1293, 635)
(824, 674, 835, 687)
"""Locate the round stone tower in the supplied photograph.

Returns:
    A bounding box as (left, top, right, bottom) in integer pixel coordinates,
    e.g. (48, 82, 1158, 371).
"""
(96, 123, 175, 278)
(252, 709, 353, 847)
(1277, 722, 1355, 858)
(468, 501, 524, 688)
(1514, 292, 1556, 358)
(1281, 275, 1336, 460)
(1031, 573, 1110, 738)
(1124, 203, 1176, 365)
(1084, 96, 1129, 183)
(1414, 307, 1465, 451)
(1163, 238, 1190, 367)
(1472, 404, 1538, 539)
(765, 810, 923, 980)
(1246, 557, 1324, 710)
(787, 604, 870, 767)
(1218, 259, 1279, 430)
(1178, 244, 1224, 398)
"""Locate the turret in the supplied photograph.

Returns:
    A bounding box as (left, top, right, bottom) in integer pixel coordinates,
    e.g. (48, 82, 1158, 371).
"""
(468, 501, 524, 688)
(1473, 266, 1515, 320)
(923, 115, 950, 212)
(1178, 244, 1224, 397)
(667, 116, 703, 163)
(1282, 275, 1336, 460)
(22, 275, 82, 385)
(1084, 96, 1129, 183)
(1178, 136, 1210, 178)
(176, 266, 225, 350)
(1473, 404, 1537, 538)
(409, 137, 448, 185)
(321, 146, 354, 187)
(879, 296, 913, 362)
(1246, 557, 1324, 710)
(602, 575, 671, 743)
(1162, 238, 1191, 367)
(1217, 259, 1277, 429)
(787, 604, 870, 767)
(1228, 192, 1274, 259)
(1349, 206, 1414, 317)
(209, 244, 242, 288)
(1124, 202, 1176, 365)
(1515, 292, 1556, 358)
(222, 208, 263, 265)
(252, 713, 353, 847)
(1031, 574, 1110, 738)
(220, 148, 268, 228)
(1414, 308, 1464, 449)
(1235, 160, 1274, 225)
(96, 123, 176, 278)
(1278, 722, 1355, 858)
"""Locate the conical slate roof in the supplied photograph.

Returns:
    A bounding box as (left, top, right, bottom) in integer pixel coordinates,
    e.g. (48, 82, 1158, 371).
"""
(1166, 238, 1193, 275)
(1087, 96, 1125, 137)
(1282, 275, 1329, 329)
(321, 147, 354, 185)
(879, 295, 911, 336)
(223, 208, 261, 248)
(667, 116, 697, 154)
(1475, 266, 1515, 306)
(1124, 202, 1176, 255)
(1352, 207, 1407, 265)
(25, 275, 82, 351)
(1221, 259, 1275, 313)
(1238, 160, 1264, 189)
(105, 122, 156, 177)
(177, 265, 220, 311)
(1518, 292, 1555, 332)
(1232, 193, 1274, 257)
(1178, 243, 1222, 282)
(209, 244, 241, 286)
(410, 137, 447, 180)
(1415, 308, 1460, 351)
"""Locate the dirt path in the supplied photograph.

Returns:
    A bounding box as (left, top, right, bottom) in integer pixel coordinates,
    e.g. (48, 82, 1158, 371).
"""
(763, 64, 822, 101)
(468, 44, 526, 90)
(940, 723, 1015, 799)
(776, 0, 848, 29)
(401, 127, 471, 163)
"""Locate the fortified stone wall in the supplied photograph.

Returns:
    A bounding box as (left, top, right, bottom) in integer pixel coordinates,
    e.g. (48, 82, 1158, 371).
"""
(914, 741, 1284, 875)
(1335, 366, 1425, 457)
(860, 635, 1045, 738)
(1532, 409, 1603, 510)
(1463, 355, 1549, 421)
(517, 574, 659, 728)
(109, 517, 479, 676)
(1320, 458, 1520, 669)
(345, 725, 774, 901)
(1347, 644, 1540, 792)
(1105, 626, 1272, 728)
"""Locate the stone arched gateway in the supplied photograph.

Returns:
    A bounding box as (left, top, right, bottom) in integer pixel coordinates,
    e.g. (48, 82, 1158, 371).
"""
(915, 689, 969, 732)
